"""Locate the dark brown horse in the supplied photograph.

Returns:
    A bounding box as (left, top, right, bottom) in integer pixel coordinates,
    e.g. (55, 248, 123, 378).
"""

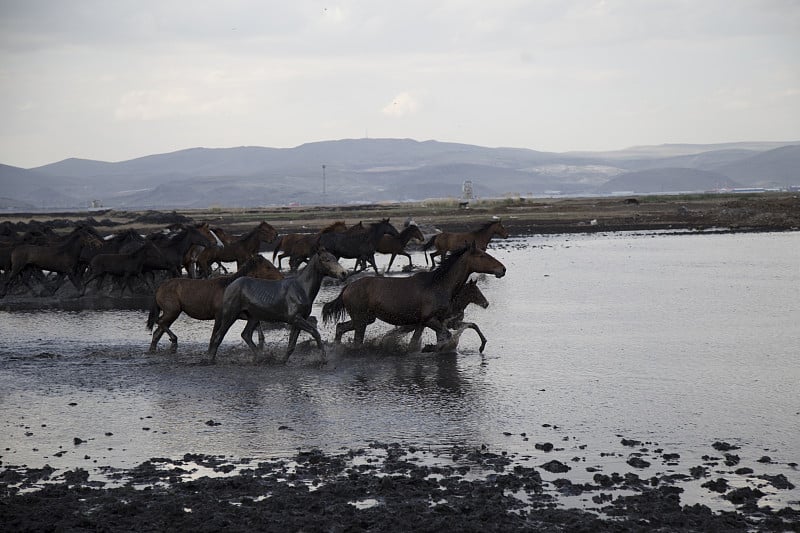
(147, 255, 283, 353)
(143, 224, 218, 279)
(207, 250, 347, 364)
(81, 240, 166, 296)
(318, 218, 399, 275)
(354, 224, 425, 273)
(423, 219, 509, 266)
(272, 220, 348, 271)
(382, 278, 490, 353)
(180, 223, 225, 278)
(197, 221, 278, 277)
(1, 227, 103, 297)
(322, 242, 505, 352)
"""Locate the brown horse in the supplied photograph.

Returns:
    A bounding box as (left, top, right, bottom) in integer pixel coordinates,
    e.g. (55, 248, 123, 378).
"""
(181, 223, 225, 278)
(142, 224, 218, 279)
(197, 221, 278, 277)
(423, 219, 509, 266)
(382, 278, 490, 353)
(147, 254, 283, 353)
(1, 227, 104, 297)
(272, 220, 348, 271)
(322, 242, 505, 352)
(354, 224, 425, 273)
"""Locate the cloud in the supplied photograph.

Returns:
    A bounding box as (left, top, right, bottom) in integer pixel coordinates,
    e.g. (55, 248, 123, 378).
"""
(382, 92, 419, 117)
(115, 87, 245, 121)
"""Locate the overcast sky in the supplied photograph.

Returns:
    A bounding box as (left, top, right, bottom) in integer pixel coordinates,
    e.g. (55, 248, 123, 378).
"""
(1, 1, 798, 168)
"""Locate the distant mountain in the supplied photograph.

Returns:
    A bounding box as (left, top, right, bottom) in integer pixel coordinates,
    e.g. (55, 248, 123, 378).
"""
(2, 138, 798, 211)
(595, 168, 738, 194)
(713, 145, 800, 187)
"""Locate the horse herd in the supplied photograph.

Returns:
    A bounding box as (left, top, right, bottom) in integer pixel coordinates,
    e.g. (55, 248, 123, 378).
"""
(0, 217, 510, 363)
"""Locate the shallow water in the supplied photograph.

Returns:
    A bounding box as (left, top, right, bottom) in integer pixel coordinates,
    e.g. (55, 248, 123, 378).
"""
(2, 231, 799, 510)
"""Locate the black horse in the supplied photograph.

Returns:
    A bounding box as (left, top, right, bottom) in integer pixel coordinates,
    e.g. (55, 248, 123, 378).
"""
(81, 241, 165, 296)
(207, 249, 348, 364)
(318, 218, 399, 275)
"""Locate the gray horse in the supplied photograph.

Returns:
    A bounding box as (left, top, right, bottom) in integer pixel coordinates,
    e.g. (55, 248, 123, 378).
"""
(207, 249, 347, 364)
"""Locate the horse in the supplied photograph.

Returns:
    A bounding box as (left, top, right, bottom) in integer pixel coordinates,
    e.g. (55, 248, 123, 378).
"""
(147, 255, 283, 353)
(180, 223, 225, 278)
(272, 220, 347, 271)
(80, 241, 166, 296)
(77, 228, 146, 279)
(207, 249, 348, 364)
(322, 242, 505, 352)
(318, 218, 399, 275)
(382, 278, 490, 353)
(423, 219, 509, 266)
(1, 227, 104, 297)
(354, 224, 425, 273)
(142, 224, 217, 279)
(197, 221, 278, 277)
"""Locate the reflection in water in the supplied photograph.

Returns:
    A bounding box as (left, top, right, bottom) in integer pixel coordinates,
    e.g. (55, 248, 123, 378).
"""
(1, 232, 799, 508)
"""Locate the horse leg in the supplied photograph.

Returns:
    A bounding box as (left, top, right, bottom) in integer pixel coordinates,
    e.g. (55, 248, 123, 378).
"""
(408, 325, 426, 353)
(366, 255, 381, 276)
(385, 254, 396, 273)
(334, 320, 355, 343)
(286, 316, 326, 364)
(240, 318, 261, 352)
(207, 311, 238, 361)
(461, 322, 488, 353)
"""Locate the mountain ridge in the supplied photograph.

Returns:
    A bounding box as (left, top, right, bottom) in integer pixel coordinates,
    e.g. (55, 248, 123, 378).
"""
(2, 138, 798, 210)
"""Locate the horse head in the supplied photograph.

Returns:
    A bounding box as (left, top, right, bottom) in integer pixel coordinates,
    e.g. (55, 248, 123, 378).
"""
(491, 219, 509, 239)
(374, 218, 399, 238)
(465, 241, 506, 278)
(315, 248, 348, 281)
(256, 221, 278, 243)
(462, 279, 490, 309)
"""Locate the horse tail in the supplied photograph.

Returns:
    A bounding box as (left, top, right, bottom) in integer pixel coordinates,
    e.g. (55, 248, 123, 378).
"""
(322, 291, 347, 324)
(146, 297, 160, 331)
(271, 236, 284, 262)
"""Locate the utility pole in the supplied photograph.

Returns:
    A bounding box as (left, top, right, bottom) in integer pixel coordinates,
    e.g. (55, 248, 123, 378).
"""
(321, 164, 327, 204)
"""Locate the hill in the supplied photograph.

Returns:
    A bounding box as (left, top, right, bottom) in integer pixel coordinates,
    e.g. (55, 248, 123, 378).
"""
(2, 139, 798, 210)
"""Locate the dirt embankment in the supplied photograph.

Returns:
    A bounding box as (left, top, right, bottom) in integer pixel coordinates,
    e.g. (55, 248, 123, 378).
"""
(3, 193, 799, 239)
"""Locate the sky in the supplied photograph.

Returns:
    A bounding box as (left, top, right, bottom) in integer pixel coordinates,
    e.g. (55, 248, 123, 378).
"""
(0, 0, 799, 169)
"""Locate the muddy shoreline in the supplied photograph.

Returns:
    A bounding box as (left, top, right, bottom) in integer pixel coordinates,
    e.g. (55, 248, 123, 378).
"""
(3, 439, 799, 532)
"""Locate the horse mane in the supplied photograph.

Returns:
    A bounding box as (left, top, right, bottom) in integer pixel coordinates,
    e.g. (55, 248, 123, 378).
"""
(427, 244, 471, 285)
(477, 220, 499, 232)
(320, 220, 346, 234)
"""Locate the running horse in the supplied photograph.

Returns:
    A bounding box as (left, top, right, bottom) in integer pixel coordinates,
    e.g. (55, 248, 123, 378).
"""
(1, 227, 103, 297)
(81, 240, 166, 296)
(318, 218, 399, 275)
(196, 221, 277, 277)
(354, 224, 425, 273)
(423, 219, 509, 267)
(207, 249, 348, 364)
(142, 224, 219, 279)
(382, 278, 491, 353)
(272, 220, 347, 271)
(322, 242, 505, 352)
(147, 255, 283, 353)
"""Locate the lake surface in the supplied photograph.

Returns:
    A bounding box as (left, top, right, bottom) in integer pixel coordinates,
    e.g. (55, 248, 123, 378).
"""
(2, 230, 798, 510)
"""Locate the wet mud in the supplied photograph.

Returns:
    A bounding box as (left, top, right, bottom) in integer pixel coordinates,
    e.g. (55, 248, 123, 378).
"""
(3, 440, 799, 532)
